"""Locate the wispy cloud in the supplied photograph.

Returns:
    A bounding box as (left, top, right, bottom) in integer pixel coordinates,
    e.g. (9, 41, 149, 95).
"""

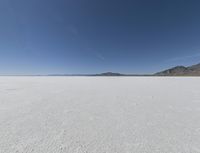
(66, 25, 79, 36)
(166, 53, 200, 62)
(96, 52, 105, 61)
(88, 48, 106, 61)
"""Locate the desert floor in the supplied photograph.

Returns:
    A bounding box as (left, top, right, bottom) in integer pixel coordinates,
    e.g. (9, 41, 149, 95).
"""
(0, 77, 200, 153)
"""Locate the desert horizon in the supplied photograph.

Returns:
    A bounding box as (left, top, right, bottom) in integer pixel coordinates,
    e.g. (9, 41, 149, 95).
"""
(1, 0, 200, 152)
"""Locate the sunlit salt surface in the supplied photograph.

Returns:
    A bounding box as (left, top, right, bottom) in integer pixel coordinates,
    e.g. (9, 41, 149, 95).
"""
(0, 77, 200, 153)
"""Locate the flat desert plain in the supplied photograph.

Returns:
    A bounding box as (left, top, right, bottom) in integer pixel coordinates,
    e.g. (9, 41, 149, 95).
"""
(0, 77, 200, 153)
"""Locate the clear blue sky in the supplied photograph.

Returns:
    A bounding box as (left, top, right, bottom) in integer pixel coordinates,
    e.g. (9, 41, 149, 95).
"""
(1, 0, 200, 75)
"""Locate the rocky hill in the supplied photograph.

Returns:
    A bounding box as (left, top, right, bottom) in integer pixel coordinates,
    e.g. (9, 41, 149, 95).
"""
(155, 63, 200, 76)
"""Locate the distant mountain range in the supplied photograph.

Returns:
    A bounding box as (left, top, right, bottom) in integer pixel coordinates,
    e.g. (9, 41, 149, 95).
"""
(155, 63, 200, 76)
(48, 72, 151, 76)
(93, 72, 151, 76)
(10, 62, 200, 76)
(93, 72, 125, 76)
(92, 62, 200, 76)
(48, 72, 127, 76)
(48, 63, 200, 76)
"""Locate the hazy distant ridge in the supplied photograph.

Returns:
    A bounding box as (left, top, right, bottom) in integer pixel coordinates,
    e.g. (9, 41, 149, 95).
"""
(44, 62, 200, 76)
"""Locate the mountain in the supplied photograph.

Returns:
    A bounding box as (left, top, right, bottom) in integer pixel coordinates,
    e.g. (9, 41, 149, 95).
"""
(47, 72, 125, 76)
(47, 63, 200, 76)
(93, 72, 125, 76)
(155, 63, 200, 76)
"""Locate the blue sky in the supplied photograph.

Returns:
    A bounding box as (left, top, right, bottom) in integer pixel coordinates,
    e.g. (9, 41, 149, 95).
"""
(0, 0, 200, 75)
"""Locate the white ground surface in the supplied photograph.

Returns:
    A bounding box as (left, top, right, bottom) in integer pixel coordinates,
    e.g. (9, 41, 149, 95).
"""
(0, 77, 200, 153)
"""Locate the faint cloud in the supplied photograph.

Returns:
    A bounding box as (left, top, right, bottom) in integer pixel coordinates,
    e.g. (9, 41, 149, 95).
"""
(166, 53, 200, 62)
(66, 25, 79, 36)
(96, 53, 105, 61)
(87, 48, 106, 61)
(94, 51, 105, 61)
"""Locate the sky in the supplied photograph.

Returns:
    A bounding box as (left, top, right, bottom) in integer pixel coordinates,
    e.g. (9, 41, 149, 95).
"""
(1, 0, 200, 75)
